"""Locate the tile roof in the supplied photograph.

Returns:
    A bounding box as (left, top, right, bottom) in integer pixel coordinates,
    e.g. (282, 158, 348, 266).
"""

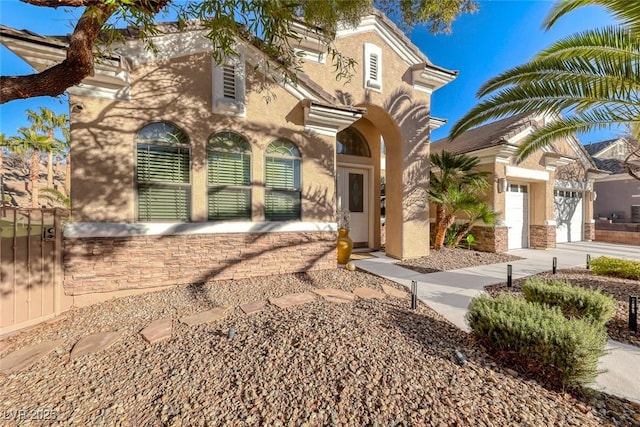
(592, 158, 626, 174)
(584, 138, 620, 156)
(431, 113, 537, 154)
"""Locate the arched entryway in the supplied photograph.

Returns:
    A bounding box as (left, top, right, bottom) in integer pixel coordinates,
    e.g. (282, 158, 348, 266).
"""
(349, 102, 430, 259)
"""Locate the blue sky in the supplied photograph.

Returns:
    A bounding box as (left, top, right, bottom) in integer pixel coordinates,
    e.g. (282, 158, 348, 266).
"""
(0, 1, 621, 144)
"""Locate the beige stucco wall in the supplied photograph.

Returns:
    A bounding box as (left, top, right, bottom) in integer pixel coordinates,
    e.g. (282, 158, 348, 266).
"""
(301, 31, 435, 258)
(70, 53, 336, 224)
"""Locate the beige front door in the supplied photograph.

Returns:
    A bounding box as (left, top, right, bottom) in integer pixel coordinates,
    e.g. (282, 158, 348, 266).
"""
(337, 167, 369, 248)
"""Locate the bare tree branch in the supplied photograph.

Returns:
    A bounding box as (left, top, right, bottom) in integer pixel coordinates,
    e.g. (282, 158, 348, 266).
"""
(1, 1, 171, 104)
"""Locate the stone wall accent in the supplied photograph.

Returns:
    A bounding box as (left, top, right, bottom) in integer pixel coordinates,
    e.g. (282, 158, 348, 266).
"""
(595, 230, 640, 246)
(64, 232, 337, 295)
(529, 225, 556, 249)
(583, 222, 595, 241)
(471, 226, 508, 253)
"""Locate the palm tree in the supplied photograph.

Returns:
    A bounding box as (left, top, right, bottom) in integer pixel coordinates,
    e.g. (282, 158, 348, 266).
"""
(448, 201, 498, 248)
(429, 151, 490, 249)
(26, 107, 69, 188)
(449, 0, 640, 163)
(8, 127, 52, 207)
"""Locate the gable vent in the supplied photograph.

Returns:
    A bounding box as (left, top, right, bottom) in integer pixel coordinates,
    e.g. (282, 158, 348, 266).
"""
(369, 53, 379, 81)
(222, 65, 236, 99)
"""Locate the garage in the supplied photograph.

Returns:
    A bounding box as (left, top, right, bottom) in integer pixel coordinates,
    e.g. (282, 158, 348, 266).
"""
(554, 190, 583, 243)
(505, 184, 529, 249)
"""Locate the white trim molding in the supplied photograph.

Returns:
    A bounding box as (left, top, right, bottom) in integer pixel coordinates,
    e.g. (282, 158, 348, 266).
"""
(412, 64, 457, 94)
(303, 100, 365, 136)
(505, 165, 549, 181)
(64, 221, 339, 238)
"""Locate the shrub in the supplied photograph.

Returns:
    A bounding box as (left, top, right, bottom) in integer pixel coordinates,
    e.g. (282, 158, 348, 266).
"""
(467, 294, 607, 387)
(590, 256, 640, 281)
(522, 278, 615, 327)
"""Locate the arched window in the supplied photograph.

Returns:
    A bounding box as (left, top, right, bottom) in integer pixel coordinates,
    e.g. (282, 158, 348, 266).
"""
(136, 122, 190, 221)
(337, 127, 371, 157)
(208, 132, 251, 220)
(265, 139, 301, 221)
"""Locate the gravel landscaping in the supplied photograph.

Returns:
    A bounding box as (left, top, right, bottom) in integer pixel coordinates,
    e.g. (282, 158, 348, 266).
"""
(486, 268, 640, 349)
(1, 269, 639, 426)
(398, 247, 523, 274)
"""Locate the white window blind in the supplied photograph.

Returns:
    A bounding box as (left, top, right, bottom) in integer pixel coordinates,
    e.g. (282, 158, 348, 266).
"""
(136, 122, 191, 221)
(208, 132, 251, 220)
(265, 140, 301, 221)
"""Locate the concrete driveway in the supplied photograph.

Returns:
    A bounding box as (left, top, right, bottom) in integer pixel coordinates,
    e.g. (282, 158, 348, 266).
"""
(352, 241, 640, 403)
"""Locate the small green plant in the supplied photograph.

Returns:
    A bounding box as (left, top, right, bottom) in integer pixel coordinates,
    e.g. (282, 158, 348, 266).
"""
(467, 294, 607, 388)
(465, 233, 475, 250)
(590, 256, 640, 281)
(523, 278, 615, 327)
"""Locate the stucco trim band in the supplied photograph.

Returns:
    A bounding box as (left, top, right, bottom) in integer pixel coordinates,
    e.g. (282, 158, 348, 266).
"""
(65, 221, 338, 238)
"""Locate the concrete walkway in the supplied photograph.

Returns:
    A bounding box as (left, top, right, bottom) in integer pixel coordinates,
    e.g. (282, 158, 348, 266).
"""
(352, 242, 640, 404)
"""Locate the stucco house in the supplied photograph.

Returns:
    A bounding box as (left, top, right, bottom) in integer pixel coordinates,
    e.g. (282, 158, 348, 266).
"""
(431, 113, 603, 252)
(585, 138, 640, 222)
(1, 12, 456, 301)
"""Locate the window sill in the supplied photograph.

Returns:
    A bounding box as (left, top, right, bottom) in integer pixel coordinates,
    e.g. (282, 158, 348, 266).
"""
(64, 221, 338, 238)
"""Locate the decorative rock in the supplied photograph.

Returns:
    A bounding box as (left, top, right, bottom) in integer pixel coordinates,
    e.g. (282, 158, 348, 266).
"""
(180, 306, 231, 326)
(240, 300, 266, 315)
(71, 332, 122, 359)
(381, 284, 407, 299)
(353, 287, 385, 299)
(140, 318, 173, 344)
(312, 288, 356, 304)
(269, 293, 315, 309)
(0, 340, 63, 374)
(345, 262, 356, 271)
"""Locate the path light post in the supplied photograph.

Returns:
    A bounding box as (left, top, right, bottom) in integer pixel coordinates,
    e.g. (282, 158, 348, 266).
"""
(507, 265, 512, 288)
(411, 281, 417, 310)
(552, 257, 557, 275)
(586, 254, 591, 270)
(630, 297, 638, 332)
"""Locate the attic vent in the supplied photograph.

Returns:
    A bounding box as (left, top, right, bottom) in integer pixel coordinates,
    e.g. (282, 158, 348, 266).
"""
(363, 43, 382, 91)
(369, 53, 378, 81)
(222, 65, 236, 99)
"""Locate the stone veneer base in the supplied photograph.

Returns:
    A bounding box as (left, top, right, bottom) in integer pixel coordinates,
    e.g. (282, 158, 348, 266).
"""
(64, 231, 337, 295)
(530, 225, 556, 249)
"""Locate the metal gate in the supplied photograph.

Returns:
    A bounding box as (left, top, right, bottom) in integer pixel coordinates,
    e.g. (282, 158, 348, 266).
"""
(0, 207, 73, 335)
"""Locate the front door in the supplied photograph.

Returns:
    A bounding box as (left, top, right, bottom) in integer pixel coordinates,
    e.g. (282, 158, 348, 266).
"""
(337, 167, 369, 248)
(505, 183, 529, 249)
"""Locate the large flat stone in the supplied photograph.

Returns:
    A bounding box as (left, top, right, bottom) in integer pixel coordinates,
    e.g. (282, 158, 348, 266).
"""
(353, 287, 386, 299)
(140, 318, 172, 344)
(240, 301, 266, 315)
(312, 288, 356, 304)
(269, 293, 316, 309)
(381, 284, 408, 299)
(0, 340, 63, 375)
(180, 306, 231, 326)
(71, 331, 122, 360)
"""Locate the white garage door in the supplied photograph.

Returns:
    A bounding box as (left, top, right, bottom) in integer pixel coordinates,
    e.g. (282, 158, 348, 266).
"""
(505, 184, 529, 249)
(555, 190, 583, 243)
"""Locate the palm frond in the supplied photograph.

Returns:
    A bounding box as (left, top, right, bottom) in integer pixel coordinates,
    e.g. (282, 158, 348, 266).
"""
(516, 110, 639, 160)
(544, 0, 640, 36)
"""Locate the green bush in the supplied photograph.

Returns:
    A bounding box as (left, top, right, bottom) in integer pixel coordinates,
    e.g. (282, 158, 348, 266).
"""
(467, 294, 607, 387)
(522, 278, 615, 327)
(590, 256, 640, 281)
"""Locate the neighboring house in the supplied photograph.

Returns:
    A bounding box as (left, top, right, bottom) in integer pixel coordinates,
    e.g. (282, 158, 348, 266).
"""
(431, 112, 603, 253)
(585, 138, 640, 222)
(1, 12, 455, 301)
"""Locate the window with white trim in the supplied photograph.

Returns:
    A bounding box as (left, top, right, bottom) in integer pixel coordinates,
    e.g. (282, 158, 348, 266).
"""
(136, 122, 191, 221)
(364, 43, 382, 91)
(207, 132, 252, 220)
(265, 139, 301, 221)
(212, 56, 246, 116)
